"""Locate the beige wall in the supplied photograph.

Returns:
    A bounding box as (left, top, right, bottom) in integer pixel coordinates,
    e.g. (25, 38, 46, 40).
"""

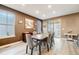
(61, 13, 79, 36)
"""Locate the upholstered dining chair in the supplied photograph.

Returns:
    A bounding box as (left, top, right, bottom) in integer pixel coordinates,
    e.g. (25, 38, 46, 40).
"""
(42, 33, 50, 51)
(25, 34, 39, 55)
(76, 34, 79, 47)
(73, 34, 79, 47)
(33, 31, 37, 35)
(48, 32, 54, 48)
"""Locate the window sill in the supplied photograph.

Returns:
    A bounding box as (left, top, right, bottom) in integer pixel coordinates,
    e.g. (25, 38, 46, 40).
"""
(0, 35, 15, 39)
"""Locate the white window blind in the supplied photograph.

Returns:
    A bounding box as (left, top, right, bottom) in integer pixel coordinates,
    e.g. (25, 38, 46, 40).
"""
(0, 10, 15, 39)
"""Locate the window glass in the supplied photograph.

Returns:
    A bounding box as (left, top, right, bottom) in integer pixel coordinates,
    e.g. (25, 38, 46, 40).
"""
(7, 13, 15, 25)
(0, 25, 7, 36)
(7, 25, 15, 36)
(0, 12, 7, 24)
(0, 10, 15, 38)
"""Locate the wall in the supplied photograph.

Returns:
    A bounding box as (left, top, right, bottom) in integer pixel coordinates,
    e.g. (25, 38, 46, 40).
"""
(0, 5, 36, 46)
(61, 13, 79, 37)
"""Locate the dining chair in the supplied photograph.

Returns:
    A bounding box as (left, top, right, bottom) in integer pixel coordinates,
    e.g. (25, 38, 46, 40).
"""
(26, 34, 39, 55)
(44, 32, 53, 49)
(49, 32, 54, 48)
(36, 32, 49, 52)
(73, 34, 79, 47)
(76, 34, 79, 47)
(33, 31, 37, 35)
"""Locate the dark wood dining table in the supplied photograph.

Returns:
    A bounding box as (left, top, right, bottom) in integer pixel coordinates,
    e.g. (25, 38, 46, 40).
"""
(32, 33, 49, 55)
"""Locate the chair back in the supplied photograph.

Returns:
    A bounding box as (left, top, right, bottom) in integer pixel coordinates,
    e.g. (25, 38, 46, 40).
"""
(48, 32, 54, 43)
(51, 33, 54, 40)
(33, 31, 37, 35)
(77, 34, 79, 40)
(25, 34, 33, 49)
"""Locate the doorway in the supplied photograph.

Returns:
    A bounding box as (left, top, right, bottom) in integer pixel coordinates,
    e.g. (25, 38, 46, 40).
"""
(54, 22, 61, 38)
(43, 19, 61, 38)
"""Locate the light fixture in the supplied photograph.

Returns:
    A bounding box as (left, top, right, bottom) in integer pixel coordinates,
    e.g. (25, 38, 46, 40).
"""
(19, 20, 23, 24)
(42, 14, 46, 17)
(52, 11, 56, 14)
(62, 28, 64, 30)
(22, 4, 25, 6)
(36, 10, 39, 14)
(48, 5, 52, 8)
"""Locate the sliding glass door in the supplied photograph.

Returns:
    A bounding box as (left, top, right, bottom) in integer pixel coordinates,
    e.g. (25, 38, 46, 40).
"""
(47, 20, 54, 32)
(43, 19, 61, 38)
(54, 22, 61, 38)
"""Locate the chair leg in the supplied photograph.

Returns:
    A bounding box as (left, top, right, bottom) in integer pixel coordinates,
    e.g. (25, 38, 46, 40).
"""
(52, 38, 55, 44)
(39, 42, 41, 55)
(31, 48, 34, 55)
(77, 40, 79, 47)
(47, 43, 49, 51)
(50, 40, 52, 48)
(43, 42, 46, 46)
(26, 45, 28, 54)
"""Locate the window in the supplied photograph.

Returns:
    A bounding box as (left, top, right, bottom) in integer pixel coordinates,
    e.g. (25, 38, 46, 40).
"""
(0, 10, 15, 39)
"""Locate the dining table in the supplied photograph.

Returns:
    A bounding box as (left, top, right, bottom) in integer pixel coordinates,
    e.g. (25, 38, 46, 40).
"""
(32, 33, 49, 55)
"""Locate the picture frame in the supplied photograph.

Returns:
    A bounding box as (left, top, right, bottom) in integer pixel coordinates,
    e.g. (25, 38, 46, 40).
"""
(25, 18, 34, 29)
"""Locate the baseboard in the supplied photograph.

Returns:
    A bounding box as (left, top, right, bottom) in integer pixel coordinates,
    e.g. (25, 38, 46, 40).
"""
(0, 41, 22, 49)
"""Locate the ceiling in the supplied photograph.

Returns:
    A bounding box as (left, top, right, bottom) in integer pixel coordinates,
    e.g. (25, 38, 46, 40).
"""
(3, 4, 79, 20)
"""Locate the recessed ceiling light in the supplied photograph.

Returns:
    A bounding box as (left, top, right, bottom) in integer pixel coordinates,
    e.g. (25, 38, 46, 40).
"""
(48, 5, 52, 8)
(22, 4, 25, 6)
(52, 11, 56, 14)
(42, 14, 46, 17)
(36, 10, 39, 14)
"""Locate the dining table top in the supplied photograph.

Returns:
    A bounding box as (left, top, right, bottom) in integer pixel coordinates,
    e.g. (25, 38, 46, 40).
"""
(32, 33, 49, 40)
